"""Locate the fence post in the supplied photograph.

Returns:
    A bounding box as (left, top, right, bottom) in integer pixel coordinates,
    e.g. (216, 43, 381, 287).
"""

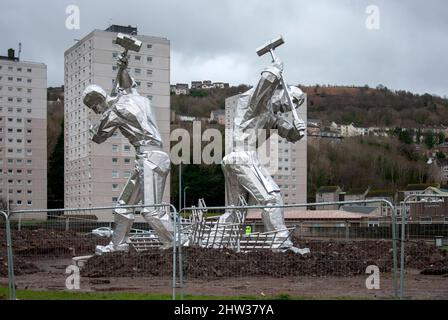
(2, 211, 16, 300)
(345, 222, 350, 241)
(390, 205, 398, 299)
(400, 201, 407, 299)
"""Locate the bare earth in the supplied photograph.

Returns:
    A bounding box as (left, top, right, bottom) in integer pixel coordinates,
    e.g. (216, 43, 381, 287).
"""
(1, 258, 447, 299)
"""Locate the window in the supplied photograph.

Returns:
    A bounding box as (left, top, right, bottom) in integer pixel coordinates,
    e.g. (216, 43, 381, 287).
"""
(112, 184, 119, 190)
(420, 217, 432, 224)
(135, 55, 141, 61)
(147, 56, 153, 62)
(124, 145, 131, 152)
(17, 200, 22, 205)
(27, 200, 32, 206)
(368, 221, 380, 227)
(27, 68, 32, 73)
(146, 69, 153, 76)
(124, 158, 131, 164)
(147, 82, 153, 88)
(27, 79, 32, 83)
(123, 171, 131, 178)
(112, 158, 118, 164)
(135, 68, 141, 74)
(112, 52, 118, 58)
(112, 197, 118, 204)
(112, 170, 119, 178)
(112, 145, 119, 152)
(147, 44, 152, 49)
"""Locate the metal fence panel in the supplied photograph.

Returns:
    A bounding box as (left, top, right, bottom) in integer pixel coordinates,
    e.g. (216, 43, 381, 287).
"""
(177, 200, 399, 300)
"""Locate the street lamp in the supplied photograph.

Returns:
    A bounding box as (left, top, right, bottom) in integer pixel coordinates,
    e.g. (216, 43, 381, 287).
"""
(183, 186, 190, 209)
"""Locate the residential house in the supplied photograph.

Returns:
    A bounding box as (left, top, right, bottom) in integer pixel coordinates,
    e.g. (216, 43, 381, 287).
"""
(316, 186, 343, 210)
(210, 109, 226, 125)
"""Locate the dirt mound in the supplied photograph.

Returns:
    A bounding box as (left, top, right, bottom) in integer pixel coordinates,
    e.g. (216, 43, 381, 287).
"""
(0, 256, 40, 277)
(0, 229, 109, 258)
(81, 239, 448, 279)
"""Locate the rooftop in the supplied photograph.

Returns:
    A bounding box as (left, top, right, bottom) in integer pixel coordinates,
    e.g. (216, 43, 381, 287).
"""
(246, 209, 377, 221)
(405, 183, 439, 191)
(317, 186, 341, 193)
(105, 24, 137, 34)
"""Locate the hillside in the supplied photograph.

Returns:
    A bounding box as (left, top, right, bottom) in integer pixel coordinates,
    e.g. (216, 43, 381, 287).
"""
(302, 85, 448, 128)
(171, 85, 448, 128)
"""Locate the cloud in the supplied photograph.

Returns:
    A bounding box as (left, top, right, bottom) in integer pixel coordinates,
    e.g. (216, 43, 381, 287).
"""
(0, 0, 447, 96)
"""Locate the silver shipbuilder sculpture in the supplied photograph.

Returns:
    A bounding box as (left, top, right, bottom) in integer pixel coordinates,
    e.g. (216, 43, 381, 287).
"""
(82, 33, 177, 254)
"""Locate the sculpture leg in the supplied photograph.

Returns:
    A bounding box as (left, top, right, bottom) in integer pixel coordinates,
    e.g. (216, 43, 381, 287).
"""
(223, 155, 298, 251)
(219, 156, 247, 224)
(138, 151, 179, 247)
(95, 169, 141, 255)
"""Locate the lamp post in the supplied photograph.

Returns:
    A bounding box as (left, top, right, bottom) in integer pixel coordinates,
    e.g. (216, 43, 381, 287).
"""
(183, 186, 190, 209)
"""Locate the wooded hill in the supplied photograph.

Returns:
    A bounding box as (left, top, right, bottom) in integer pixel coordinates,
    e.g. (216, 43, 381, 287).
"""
(172, 85, 448, 128)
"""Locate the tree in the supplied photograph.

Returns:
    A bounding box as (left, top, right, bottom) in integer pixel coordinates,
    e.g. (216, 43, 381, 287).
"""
(424, 132, 436, 149)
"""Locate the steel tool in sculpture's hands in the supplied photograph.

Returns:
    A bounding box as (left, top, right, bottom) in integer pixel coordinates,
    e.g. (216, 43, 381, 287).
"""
(257, 36, 305, 137)
(111, 33, 142, 96)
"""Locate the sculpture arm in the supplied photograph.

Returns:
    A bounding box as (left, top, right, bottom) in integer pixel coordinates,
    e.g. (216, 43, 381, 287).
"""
(111, 53, 136, 96)
(90, 109, 120, 144)
(272, 115, 306, 143)
(248, 63, 283, 115)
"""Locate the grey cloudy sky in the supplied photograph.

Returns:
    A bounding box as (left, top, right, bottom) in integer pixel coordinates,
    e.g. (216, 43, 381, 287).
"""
(1, 0, 447, 96)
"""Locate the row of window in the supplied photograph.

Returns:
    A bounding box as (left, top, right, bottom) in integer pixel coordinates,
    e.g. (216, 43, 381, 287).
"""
(0, 148, 33, 155)
(112, 170, 132, 179)
(0, 127, 33, 134)
(0, 158, 33, 165)
(0, 168, 33, 174)
(0, 107, 33, 114)
(112, 144, 132, 152)
(112, 51, 154, 63)
(0, 188, 33, 195)
(112, 158, 132, 164)
(0, 76, 33, 83)
(0, 65, 33, 72)
(0, 137, 33, 143)
(0, 179, 33, 185)
(0, 117, 33, 124)
(0, 197, 33, 206)
(0, 96, 33, 103)
(0, 86, 33, 93)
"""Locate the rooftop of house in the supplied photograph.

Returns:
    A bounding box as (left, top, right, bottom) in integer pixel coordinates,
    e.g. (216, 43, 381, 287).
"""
(317, 186, 341, 193)
(404, 183, 439, 191)
(344, 187, 370, 196)
(366, 189, 395, 198)
(246, 209, 378, 221)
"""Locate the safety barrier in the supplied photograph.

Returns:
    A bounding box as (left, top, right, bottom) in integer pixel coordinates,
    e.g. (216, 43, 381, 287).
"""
(400, 194, 448, 299)
(1, 197, 447, 300)
(177, 199, 399, 300)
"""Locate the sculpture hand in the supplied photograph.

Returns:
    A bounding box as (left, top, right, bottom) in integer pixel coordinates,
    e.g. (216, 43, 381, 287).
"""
(293, 119, 306, 137)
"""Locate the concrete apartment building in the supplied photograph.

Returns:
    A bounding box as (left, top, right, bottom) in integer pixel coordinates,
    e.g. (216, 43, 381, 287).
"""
(225, 93, 307, 205)
(64, 25, 170, 221)
(0, 48, 47, 216)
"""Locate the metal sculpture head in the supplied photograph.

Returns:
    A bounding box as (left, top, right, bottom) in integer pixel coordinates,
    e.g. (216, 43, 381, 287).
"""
(83, 84, 107, 114)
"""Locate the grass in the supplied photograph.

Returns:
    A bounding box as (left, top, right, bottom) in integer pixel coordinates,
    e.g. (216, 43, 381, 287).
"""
(0, 286, 377, 300)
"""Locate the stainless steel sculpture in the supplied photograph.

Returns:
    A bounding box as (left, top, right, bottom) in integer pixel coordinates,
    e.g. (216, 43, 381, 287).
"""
(83, 33, 176, 254)
(220, 36, 309, 254)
